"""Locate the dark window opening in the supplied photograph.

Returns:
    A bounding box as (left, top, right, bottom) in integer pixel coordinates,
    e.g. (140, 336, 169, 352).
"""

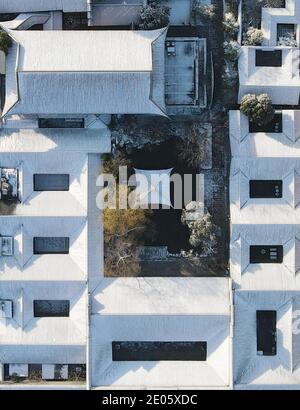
(33, 237, 69, 255)
(255, 50, 282, 67)
(63, 13, 88, 30)
(0, 14, 18, 22)
(28, 24, 44, 31)
(34, 174, 70, 192)
(257, 311, 277, 356)
(277, 23, 296, 42)
(249, 113, 282, 133)
(34, 300, 70, 317)
(250, 245, 283, 264)
(39, 118, 84, 128)
(28, 364, 42, 379)
(112, 341, 207, 361)
(0, 74, 5, 112)
(249, 180, 282, 199)
(68, 364, 86, 380)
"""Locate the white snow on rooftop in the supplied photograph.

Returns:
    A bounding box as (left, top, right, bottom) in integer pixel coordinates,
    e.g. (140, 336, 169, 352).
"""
(0, 216, 87, 281)
(234, 291, 300, 389)
(230, 111, 300, 158)
(0, 0, 87, 13)
(0, 280, 86, 364)
(231, 157, 300, 225)
(2, 28, 167, 116)
(91, 278, 232, 389)
(231, 224, 300, 291)
(0, 127, 111, 153)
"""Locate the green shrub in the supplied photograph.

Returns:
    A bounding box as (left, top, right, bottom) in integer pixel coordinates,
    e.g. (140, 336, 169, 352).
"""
(139, 0, 170, 30)
(243, 27, 264, 45)
(0, 28, 11, 55)
(223, 12, 239, 35)
(240, 94, 275, 126)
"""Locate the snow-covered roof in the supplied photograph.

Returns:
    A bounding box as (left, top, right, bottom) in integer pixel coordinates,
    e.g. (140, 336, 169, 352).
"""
(231, 224, 300, 290)
(0, 127, 111, 153)
(0, 152, 88, 216)
(261, 0, 300, 47)
(230, 110, 300, 158)
(0, 0, 87, 13)
(238, 46, 300, 105)
(0, 280, 86, 364)
(90, 277, 232, 389)
(0, 216, 88, 281)
(2, 28, 167, 116)
(234, 291, 300, 389)
(230, 157, 300, 225)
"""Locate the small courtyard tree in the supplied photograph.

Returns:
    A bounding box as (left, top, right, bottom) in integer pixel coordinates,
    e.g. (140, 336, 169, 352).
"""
(243, 27, 264, 45)
(182, 210, 218, 256)
(0, 28, 11, 55)
(240, 93, 275, 126)
(139, 0, 170, 30)
(104, 196, 156, 277)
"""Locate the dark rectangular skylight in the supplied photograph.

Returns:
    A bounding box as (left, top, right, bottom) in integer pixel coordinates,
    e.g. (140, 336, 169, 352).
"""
(33, 237, 70, 254)
(34, 174, 70, 191)
(112, 341, 207, 361)
(249, 113, 282, 133)
(33, 300, 70, 317)
(257, 311, 277, 356)
(250, 245, 283, 264)
(249, 180, 282, 199)
(255, 50, 282, 67)
(39, 118, 84, 128)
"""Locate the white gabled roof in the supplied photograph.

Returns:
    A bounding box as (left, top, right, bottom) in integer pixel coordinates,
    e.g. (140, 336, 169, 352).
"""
(230, 110, 300, 158)
(0, 152, 89, 216)
(0, 216, 88, 281)
(2, 28, 167, 116)
(234, 291, 300, 389)
(0, 127, 111, 153)
(231, 224, 300, 290)
(91, 278, 232, 389)
(238, 46, 300, 105)
(261, 0, 300, 47)
(0, 0, 87, 13)
(230, 157, 300, 225)
(0, 280, 87, 364)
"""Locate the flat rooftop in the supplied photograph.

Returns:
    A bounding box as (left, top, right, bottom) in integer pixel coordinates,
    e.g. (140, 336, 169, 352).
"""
(165, 38, 206, 108)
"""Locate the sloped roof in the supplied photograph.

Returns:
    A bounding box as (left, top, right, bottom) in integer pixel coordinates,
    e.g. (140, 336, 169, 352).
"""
(238, 46, 300, 105)
(231, 224, 300, 290)
(230, 110, 300, 158)
(91, 278, 232, 389)
(2, 28, 167, 116)
(0, 280, 87, 363)
(261, 0, 299, 46)
(234, 291, 300, 388)
(0, 216, 88, 281)
(0, 151, 89, 216)
(0, 0, 87, 13)
(0, 127, 111, 153)
(230, 157, 300, 225)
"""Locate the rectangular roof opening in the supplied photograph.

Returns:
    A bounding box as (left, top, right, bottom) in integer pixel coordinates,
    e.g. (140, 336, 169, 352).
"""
(34, 174, 70, 191)
(33, 237, 69, 254)
(249, 113, 282, 133)
(33, 300, 70, 317)
(249, 180, 282, 199)
(255, 50, 282, 67)
(112, 341, 207, 361)
(250, 245, 283, 264)
(257, 310, 277, 356)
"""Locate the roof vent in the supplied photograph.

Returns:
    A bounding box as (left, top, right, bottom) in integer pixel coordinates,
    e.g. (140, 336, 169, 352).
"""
(0, 300, 13, 319)
(1, 236, 14, 256)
